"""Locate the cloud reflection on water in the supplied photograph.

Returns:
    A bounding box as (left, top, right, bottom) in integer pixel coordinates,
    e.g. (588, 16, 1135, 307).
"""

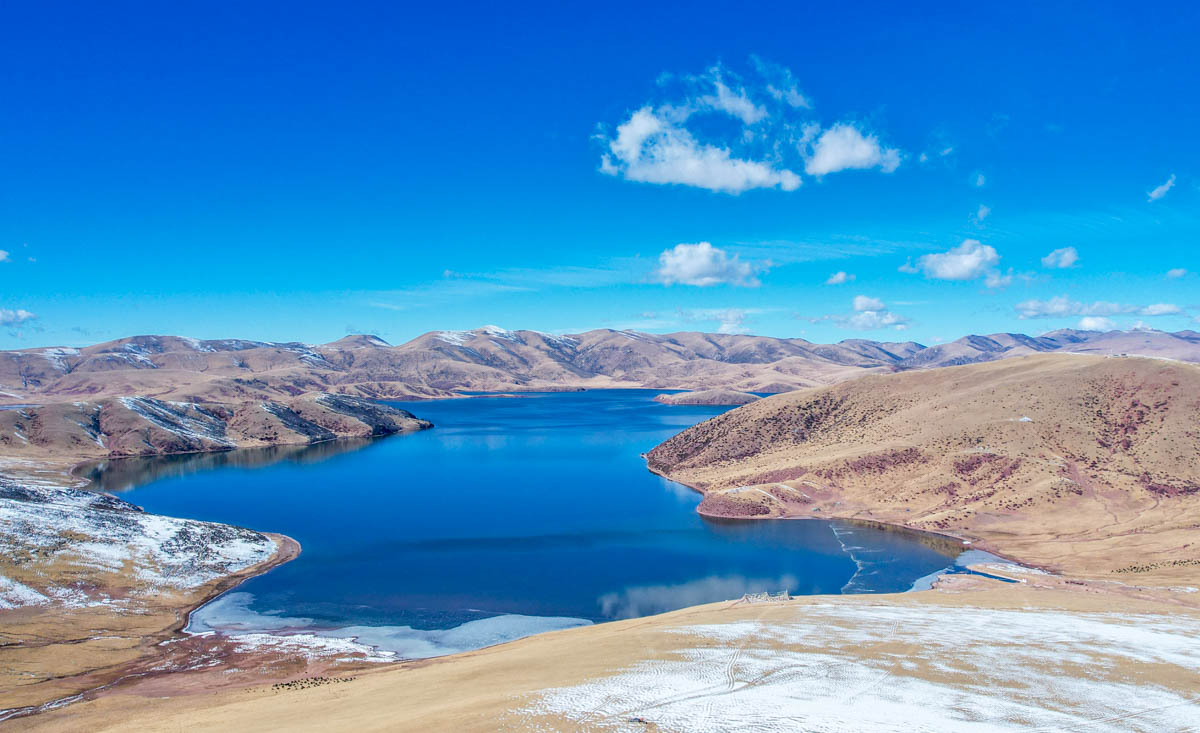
(600, 574, 799, 619)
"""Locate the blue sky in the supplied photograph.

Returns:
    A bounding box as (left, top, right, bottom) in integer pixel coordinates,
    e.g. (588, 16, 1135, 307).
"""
(1, 1, 1196, 349)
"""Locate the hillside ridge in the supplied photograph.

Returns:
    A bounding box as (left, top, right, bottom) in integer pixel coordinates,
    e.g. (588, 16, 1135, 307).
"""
(646, 353, 1200, 583)
(4, 327, 1197, 406)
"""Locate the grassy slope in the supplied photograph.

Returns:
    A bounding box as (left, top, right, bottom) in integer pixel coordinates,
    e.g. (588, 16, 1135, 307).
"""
(647, 354, 1200, 583)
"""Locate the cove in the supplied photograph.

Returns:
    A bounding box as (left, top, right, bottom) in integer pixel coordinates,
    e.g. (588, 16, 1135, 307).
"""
(83, 390, 966, 658)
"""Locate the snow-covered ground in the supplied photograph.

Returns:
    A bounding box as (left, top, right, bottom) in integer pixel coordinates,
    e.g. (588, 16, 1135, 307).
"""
(0, 480, 276, 609)
(523, 604, 1200, 732)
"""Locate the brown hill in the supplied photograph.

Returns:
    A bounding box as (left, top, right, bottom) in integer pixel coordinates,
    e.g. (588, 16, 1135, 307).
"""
(0, 394, 430, 470)
(3, 327, 1198, 406)
(647, 354, 1200, 582)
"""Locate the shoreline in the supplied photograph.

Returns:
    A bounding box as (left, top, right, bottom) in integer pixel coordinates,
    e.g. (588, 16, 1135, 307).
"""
(0, 532, 302, 724)
(9, 376, 1199, 726)
(4, 435, 998, 724)
(646, 459, 1037, 574)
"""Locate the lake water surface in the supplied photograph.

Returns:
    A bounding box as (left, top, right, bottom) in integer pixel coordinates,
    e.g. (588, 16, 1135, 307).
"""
(86, 390, 967, 658)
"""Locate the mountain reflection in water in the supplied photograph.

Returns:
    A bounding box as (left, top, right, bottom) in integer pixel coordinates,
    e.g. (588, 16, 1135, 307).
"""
(78, 438, 377, 494)
(90, 390, 967, 654)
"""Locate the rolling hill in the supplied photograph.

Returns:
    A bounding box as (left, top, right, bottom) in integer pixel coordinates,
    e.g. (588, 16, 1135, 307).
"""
(2, 326, 1197, 406)
(647, 354, 1200, 582)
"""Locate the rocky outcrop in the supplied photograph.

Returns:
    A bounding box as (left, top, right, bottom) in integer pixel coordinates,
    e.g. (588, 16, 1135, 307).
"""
(654, 389, 762, 406)
(0, 394, 431, 462)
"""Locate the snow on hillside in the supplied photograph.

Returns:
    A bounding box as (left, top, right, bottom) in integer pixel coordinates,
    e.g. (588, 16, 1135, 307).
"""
(0, 480, 276, 609)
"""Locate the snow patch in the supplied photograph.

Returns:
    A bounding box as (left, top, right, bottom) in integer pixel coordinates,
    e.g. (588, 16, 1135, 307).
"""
(190, 591, 591, 659)
(0, 574, 49, 609)
(435, 330, 471, 346)
(0, 482, 276, 601)
(522, 605, 1200, 731)
(119, 397, 234, 447)
(228, 633, 396, 663)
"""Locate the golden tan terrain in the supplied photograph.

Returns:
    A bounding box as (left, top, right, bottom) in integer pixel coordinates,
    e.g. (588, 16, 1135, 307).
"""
(4, 328, 1197, 408)
(0, 519, 296, 717)
(0, 393, 430, 486)
(6, 352, 1200, 730)
(14, 572, 1200, 732)
(648, 354, 1200, 585)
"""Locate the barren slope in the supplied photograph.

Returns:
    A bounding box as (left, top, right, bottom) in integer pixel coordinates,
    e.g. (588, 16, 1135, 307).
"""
(647, 354, 1200, 582)
(0, 394, 430, 481)
(654, 389, 761, 406)
(3, 327, 1197, 407)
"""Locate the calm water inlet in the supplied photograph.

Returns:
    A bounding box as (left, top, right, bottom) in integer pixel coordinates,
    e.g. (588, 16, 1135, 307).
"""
(86, 390, 964, 658)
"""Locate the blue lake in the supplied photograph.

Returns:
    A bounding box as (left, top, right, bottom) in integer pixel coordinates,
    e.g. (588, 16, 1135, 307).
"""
(84, 390, 966, 657)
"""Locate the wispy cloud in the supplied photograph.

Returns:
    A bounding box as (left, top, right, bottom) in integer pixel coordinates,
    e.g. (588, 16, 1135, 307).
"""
(807, 296, 909, 331)
(731, 234, 923, 267)
(751, 56, 811, 109)
(679, 307, 765, 334)
(984, 269, 1015, 289)
(1016, 296, 1182, 319)
(1040, 246, 1079, 269)
(368, 260, 644, 310)
(1167, 268, 1188, 279)
(975, 204, 991, 223)
(852, 295, 885, 312)
(0, 308, 36, 327)
(597, 60, 901, 194)
(825, 271, 855, 285)
(655, 242, 762, 287)
(1078, 316, 1115, 331)
(1147, 174, 1176, 202)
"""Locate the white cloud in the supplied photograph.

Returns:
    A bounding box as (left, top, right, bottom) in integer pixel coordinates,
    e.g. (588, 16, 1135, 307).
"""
(973, 172, 986, 187)
(752, 56, 811, 109)
(909, 239, 1001, 281)
(1041, 246, 1079, 269)
(804, 123, 900, 176)
(1016, 296, 1182, 319)
(975, 204, 990, 223)
(680, 308, 759, 334)
(601, 107, 801, 194)
(655, 242, 760, 287)
(598, 60, 901, 194)
(0, 308, 36, 327)
(825, 271, 855, 285)
(984, 269, 1014, 290)
(852, 295, 885, 312)
(1167, 268, 1188, 279)
(844, 310, 908, 330)
(1078, 316, 1115, 331)
(1147, 174, 1176, 202)
(1017, 296, 1117, 318)
(0, 250, 9, 263)
(695, 72, 767, 125)
(813, 297, 909, 331)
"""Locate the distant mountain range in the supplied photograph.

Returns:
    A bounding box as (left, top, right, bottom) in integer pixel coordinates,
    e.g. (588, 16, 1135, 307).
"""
(3, 326, 1199, 404)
